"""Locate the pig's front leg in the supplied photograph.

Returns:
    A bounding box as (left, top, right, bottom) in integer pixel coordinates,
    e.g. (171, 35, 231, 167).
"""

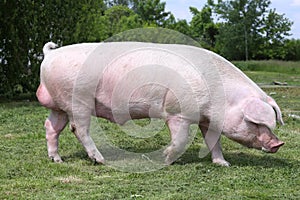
(199, 125, 230, 167)
(45, 110, 68, 163)
(164, 116, 190, 165)
(69, 114, 105, 164)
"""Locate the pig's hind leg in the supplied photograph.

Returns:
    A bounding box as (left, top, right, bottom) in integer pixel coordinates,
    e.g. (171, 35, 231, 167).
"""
(69, 113, 105, 164)
(164, 116, 190, 165)
(45, 110, 68, 162)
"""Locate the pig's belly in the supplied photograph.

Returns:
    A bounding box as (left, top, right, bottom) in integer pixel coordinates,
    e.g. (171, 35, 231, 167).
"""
(94, 100, 165, 125)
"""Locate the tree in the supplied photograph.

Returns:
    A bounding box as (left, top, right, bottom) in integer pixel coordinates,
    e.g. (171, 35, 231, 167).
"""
(73, 1, 107, 42)
(211, 0, 292, 60)
(167, 18, 192, 37)
(189, 6, 219, 49)
(102, 5, 142, 36)
(131, 0, 172, 26)
(284, 39, 300, 61)
(0, 0, 106, 97)
(256, 9, 293, 59)
(104, 0, 135, 8)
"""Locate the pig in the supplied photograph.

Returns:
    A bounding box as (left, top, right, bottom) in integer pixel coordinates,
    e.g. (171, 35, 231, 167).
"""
(36, 41, 284, 167)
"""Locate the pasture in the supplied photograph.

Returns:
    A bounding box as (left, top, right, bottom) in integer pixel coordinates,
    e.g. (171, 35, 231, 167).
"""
(0, 61, 300, 199)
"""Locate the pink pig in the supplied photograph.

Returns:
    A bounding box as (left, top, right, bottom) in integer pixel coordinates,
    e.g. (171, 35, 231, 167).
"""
(36, 42, 284, 166)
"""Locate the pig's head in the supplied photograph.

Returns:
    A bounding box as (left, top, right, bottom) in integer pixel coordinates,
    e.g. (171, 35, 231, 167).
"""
(224, 97, 284, 153)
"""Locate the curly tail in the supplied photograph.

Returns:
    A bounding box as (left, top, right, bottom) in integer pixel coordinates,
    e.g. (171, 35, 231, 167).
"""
(43, 42, 58, 55)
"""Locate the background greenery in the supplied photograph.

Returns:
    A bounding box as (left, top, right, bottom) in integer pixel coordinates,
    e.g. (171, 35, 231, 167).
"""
(1, 0, 300, 97)
(0, 62, 299, 199)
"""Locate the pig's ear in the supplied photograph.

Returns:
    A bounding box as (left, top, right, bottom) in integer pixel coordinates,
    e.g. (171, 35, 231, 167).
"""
(242, 98, 276, 129)
(267, 96, 284, 126)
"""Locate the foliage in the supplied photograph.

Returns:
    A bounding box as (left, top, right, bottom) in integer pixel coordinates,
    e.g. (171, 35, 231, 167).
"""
(104, 0, 132, 7)
(131, 0, 172, 26)
(106, 27, 200, 48)
(101, 5, 142, 36)
(256, 9, 293, 60)
(166, 18, 192, 37)
(0, 70, 300, 199)
(211, 0, 292, 60)
(189, 6, 219, 49)
(285, 39, 300, 61)
(0, 0, 106, 97)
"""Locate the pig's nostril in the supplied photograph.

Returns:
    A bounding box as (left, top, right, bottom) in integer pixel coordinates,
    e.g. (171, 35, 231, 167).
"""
(270, 141, 285, 153)
(262, 141, 284, 153)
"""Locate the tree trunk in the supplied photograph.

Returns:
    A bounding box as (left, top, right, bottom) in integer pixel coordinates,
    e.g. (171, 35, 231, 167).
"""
(244, 24, 249, 61)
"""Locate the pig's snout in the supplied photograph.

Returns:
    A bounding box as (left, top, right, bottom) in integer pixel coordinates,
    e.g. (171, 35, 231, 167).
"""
(262, 140, 285, 153)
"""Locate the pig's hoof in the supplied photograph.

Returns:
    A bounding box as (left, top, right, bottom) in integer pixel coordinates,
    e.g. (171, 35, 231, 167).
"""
(213, 158, 230, 167)
(164, 156, 174, 166)
(90, 154, 105, 165)
(163, 147, 178, 165)
(49, 155, 63, 163)
(93, 158, 105, 165)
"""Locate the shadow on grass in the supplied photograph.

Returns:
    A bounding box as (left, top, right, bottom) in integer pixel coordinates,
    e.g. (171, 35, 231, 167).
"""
(177, 148, 294, 168)
(224, 152, 292, 168)
(62, 146, 295, 169)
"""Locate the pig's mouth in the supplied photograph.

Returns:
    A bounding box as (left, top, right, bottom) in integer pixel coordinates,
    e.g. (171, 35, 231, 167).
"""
(261, 141, 285, 153)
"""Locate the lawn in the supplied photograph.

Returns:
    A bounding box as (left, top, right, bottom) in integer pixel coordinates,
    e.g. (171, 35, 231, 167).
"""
(0, 62, 300, 199)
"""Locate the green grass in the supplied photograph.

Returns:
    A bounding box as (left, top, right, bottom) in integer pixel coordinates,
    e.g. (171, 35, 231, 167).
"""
(235, 60, 300, 85)
(1, 63, 300, 199)
(233, 60, 300, 74)
(244, 71, 300, 86)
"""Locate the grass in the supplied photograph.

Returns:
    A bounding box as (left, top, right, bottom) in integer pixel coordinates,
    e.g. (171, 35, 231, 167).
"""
(235, 60, 300, 85)
(244, 71, 300, 86)
(233, 60, 300, 74)
(0, 61, 300, 199)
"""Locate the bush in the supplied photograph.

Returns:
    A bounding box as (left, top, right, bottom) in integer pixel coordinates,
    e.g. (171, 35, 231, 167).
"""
(285, 39, 300, 61)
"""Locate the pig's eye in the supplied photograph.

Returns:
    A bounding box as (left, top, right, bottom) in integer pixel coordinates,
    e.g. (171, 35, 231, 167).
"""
(247, 121, 258, 128)
(258, 125, 273, 135)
